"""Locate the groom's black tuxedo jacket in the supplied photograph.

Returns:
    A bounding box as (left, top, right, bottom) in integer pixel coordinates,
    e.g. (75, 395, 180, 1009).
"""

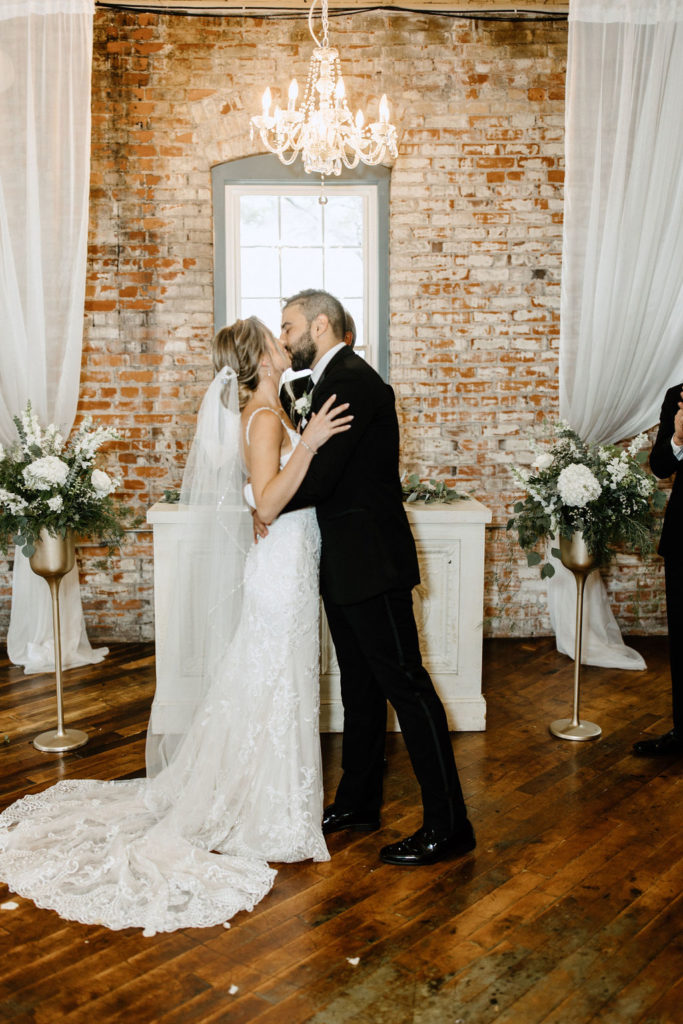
(651, 383, 683, 559)
(283, 346, 420, 605)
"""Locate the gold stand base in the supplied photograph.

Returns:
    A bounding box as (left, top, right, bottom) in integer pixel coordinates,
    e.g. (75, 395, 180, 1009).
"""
(550, 718, 602, 742)
(33, 728, 89, 753)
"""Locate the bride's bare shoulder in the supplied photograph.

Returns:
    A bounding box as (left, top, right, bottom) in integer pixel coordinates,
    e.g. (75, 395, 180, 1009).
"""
(242, 401, 283, 449)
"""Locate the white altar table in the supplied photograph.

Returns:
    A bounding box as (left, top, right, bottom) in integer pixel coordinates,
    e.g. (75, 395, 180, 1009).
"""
(147, 497, 491, 733)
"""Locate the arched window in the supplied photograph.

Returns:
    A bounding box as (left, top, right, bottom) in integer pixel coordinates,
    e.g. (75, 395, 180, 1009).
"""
(212, 155, 390, 379)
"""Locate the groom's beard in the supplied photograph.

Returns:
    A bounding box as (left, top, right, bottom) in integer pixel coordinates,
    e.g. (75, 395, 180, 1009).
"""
(289, 327, 317, 372)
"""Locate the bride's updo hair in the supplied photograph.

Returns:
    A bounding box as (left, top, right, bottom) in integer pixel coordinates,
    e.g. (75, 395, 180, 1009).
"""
(212, 317, 271, 410)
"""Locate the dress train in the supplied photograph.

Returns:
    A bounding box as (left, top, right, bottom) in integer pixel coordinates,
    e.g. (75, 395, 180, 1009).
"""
(0, 503, 328, 935)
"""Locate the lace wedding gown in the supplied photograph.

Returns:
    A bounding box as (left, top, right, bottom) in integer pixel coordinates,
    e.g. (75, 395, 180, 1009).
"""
(0, 422, 328, 935)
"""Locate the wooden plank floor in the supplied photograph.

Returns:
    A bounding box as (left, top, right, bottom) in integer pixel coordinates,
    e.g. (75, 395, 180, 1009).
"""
(0, 638, 682, 1023)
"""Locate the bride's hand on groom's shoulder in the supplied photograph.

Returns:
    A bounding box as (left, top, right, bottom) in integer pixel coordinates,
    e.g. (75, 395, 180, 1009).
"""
(302, 394, 353, 454)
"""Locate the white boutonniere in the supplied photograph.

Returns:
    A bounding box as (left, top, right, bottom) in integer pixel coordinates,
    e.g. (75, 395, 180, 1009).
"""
(294, 393, 313, 418)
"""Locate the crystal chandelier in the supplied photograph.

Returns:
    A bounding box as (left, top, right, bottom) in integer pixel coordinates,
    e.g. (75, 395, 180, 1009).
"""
(250, 0, 398, 179)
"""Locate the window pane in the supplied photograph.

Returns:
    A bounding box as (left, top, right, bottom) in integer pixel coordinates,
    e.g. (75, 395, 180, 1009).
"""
(325, 248, 363, 297)
(282, 247, 324, 295)
(325, 196, 363, 246)
(240, 297, 282, 337)
(240, 196, 279, 245)
(242, 248, 279, 297)
(227, 182, 375, 369)
(281, 196, 323, 245)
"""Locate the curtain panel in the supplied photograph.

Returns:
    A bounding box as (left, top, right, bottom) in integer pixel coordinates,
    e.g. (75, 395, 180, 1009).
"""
(0, 0, 106, 671)
(550, 0, 683, 666)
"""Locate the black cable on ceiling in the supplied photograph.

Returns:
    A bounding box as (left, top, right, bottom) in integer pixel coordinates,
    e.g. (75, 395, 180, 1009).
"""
(94, 3, 568, 21)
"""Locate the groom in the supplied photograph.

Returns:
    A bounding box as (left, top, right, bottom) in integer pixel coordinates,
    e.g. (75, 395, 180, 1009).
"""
(277, 289, 475, 865)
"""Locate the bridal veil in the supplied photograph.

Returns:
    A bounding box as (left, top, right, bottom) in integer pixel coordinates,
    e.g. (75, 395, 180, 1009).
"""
(146, 365, 252, 775)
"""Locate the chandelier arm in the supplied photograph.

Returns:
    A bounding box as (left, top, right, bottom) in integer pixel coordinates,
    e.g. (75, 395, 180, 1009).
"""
(341, 149, 361, 170)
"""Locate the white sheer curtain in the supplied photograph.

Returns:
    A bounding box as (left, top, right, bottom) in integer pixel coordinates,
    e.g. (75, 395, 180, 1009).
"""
(0, 0, 106, 671)
(549, 0, 683, 667)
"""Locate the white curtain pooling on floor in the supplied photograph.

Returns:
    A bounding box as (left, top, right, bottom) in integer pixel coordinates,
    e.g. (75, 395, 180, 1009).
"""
(550, 0, 683, 667)
(0, 0, 106, 671)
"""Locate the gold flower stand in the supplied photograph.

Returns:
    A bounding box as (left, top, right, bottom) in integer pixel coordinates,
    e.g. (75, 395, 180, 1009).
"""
(29, 529, 88, 752)
(549, 532, 602, 742)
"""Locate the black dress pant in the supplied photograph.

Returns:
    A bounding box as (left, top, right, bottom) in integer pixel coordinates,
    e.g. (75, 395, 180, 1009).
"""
(664, 557, 683, 735)
(323, 587, 469, 835)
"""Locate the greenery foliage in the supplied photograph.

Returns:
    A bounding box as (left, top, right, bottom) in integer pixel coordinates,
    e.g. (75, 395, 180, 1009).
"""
(401, 473, 468, 504)
(507, 422, 666, 579)
(0, 403, 135, 558)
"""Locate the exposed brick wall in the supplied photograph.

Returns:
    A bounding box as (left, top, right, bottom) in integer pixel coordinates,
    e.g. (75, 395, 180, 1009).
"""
(0, 9, 668, 643)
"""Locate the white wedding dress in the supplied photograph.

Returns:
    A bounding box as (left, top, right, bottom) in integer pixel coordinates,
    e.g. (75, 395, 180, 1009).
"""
(0, 380, 328, 935)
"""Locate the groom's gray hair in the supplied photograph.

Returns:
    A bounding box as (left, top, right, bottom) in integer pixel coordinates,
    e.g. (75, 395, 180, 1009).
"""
(283, 289, 345, 342)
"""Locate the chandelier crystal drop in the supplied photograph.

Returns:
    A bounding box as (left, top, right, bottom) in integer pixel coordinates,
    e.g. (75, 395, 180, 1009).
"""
(250, 0, 398, 178)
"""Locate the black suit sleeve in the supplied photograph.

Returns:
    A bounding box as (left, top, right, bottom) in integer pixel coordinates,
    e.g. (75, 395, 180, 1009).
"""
(650, 387, 682, 480)
(282, 371, 379, 512)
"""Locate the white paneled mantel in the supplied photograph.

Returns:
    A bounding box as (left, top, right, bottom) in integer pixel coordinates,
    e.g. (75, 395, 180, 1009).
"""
(319, 498, 491, 731)
(147, 495, 491, 733)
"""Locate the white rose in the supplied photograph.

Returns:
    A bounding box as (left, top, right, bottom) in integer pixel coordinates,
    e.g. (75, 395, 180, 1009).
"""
(91, 469, 113, 497)
(533, 452, 553, 471)
(557, 463, 602, 507)
(22, 455, 69, 491)
(47, 495, 63, 512)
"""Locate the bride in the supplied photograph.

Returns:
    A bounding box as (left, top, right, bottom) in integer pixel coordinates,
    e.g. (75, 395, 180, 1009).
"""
(0, 317, 352, 935)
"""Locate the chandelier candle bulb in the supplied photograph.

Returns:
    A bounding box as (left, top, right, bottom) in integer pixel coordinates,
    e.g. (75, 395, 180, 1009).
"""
(288, 79, 298, 110)
(379, 94, 390, 123)
(262, 87, 271, 116)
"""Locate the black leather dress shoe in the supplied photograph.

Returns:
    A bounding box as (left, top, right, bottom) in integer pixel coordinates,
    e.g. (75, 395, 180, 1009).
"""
(379, 824, 476, 866)
(632, 729, 683, 757)
(322, 804, 380, 835)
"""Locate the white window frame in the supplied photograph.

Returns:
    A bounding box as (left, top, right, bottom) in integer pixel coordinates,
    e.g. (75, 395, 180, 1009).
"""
(212, 156, 390, 381)
(224, 183, 380, 369)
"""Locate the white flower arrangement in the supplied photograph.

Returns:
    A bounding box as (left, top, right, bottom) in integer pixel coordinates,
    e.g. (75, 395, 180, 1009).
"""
(0, 402, 133, 557)
(508, 422, 665, 578)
